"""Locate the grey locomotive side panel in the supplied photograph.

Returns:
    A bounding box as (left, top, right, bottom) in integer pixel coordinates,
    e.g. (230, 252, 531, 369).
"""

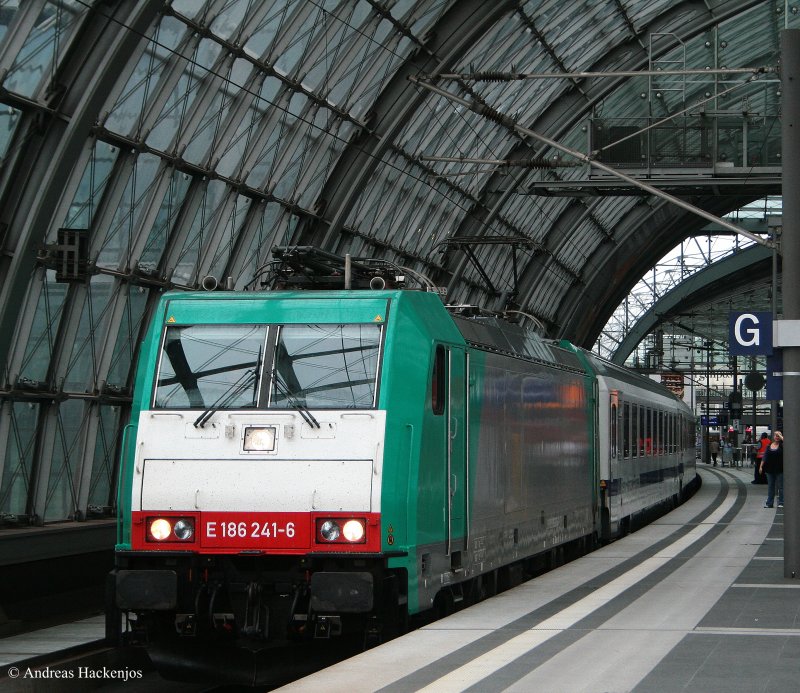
(467, 351, 594, 574)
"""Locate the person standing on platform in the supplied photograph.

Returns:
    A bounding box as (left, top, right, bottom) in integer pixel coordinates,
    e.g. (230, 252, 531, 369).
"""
(760, 431, 784, 508)
(709, 437, 720, 466)
(722, 438, 733, 466)
(753, 432, 770, 484)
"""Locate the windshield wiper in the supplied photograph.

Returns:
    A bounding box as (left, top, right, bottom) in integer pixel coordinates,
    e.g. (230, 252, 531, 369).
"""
(272, 373, 320, 429)
(194, 369, 258, 428)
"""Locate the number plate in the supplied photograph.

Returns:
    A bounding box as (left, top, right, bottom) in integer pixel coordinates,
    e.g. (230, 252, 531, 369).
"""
(201, 512, 310, 549)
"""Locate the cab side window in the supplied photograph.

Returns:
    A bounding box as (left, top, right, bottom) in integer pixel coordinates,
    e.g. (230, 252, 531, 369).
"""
(432, 345, 446, 415)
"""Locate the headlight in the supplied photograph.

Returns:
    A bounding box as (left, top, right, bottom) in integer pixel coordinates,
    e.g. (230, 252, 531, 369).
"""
(243, 426, 276, 451)
(147, 517, 196, 542)
(342, 519, 365, 542)
(149, 518, 172, 541)
(319, 520, 341, 541)
(173, 519, 194, 540)
(316, 518, 366, 544)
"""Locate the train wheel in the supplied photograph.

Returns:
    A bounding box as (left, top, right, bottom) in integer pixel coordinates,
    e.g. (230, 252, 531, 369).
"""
(600, 507, 612, 544)
(479, 570, 497, 599)
(381, 577, 408, 641)
(104, 571, 122, 646)
(466, 575, 488, 604)
(434, 589, 455, 619)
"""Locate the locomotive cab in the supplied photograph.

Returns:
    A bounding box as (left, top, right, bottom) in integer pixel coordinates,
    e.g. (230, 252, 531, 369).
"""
(113, 291, 411, 648)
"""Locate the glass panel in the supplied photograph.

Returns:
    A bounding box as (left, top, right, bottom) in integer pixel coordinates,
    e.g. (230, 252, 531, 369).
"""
(87, 404, 121, 511)
(63, 274, 116, 391)
(104, 15, 187, 137)
(243, 1, 300, 59)
(19, 270, 68, 384)
(237, 203, 290, 289)
(63, 141, 119, 231)
(136, 167, 192, 274)
(172, 179, 227, 286)
(106, 284, 149, 388)
(155, 324, 268, 409)
(0, 1, 20, 44)
(96, 153, 161, 270)
(170, 0, 207, 21)
(209, 0, 251, 41)
(0, 104, 21, 162)
(631, 405, 638, 457)
(3, 2, 85, 98)
(0, 402, 38, 515)
(271, 324, 381, 409)
(216, 75, 283, 179)
(147, 35, 223, 156)
(45, 399, 85, 521)
(205, 192, 251, 280)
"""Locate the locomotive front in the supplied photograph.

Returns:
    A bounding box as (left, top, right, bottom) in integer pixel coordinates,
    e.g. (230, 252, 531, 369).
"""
(113, 292, 399, 646)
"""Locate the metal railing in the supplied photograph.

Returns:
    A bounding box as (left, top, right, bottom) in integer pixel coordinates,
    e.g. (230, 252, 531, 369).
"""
(590, 115, 781, 171)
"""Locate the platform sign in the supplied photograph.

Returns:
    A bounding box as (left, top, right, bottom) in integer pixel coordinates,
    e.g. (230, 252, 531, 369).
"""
(729, 312, 773, 355)
(700, 415, 719, 426)
(660, 372, 684, 398)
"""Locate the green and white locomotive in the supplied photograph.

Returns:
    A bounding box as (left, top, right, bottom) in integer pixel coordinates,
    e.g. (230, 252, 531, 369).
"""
(111, 248, 697, 667)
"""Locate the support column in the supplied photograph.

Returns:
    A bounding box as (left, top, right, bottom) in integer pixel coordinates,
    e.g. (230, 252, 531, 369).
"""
(780, 30, 800, 578)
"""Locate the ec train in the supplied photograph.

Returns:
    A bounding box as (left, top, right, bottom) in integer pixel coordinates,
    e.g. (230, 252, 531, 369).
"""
(110, 251, 697, 672)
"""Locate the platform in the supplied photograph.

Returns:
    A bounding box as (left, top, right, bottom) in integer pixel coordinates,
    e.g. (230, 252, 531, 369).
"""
(0, 615, 104, 668)
(278, 465, 799, 692)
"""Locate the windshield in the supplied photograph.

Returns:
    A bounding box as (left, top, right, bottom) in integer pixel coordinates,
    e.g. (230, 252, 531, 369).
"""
(154, 325, 266, 409)
(153, 323, 382, 410)
(270, 324, 382, 409)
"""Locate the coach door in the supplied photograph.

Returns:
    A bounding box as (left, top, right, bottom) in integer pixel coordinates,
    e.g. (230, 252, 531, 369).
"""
(447, 347, 468, 558)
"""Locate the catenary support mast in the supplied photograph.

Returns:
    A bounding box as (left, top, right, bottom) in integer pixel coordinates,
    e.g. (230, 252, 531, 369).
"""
(780, 29, 799, 578)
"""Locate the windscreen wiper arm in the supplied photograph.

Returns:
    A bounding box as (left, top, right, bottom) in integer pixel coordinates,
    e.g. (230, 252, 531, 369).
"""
(194, 369, 257, 428)
(272, 373, 320, 429)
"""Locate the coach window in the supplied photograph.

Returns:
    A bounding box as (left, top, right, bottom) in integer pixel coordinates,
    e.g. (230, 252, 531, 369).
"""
(652, 409, 658, 454)
(631, 406, 638, 457)
(658, 410, 664, 454)
(432, 345, 446, 415)
(623, 402, 630, 458)
(654, 409, 659, 454)
(638, 406, 645, 456)
(666, 413, 671, 453)
(674, 415, 679, 453)
(646, 408, 652, 455)
(667, 414, 675, 455)
(610, 403, 617, 458)
(651, 409, 657, 454)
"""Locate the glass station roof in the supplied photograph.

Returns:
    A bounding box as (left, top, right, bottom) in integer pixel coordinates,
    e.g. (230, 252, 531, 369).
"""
(0, 0, 793, 523)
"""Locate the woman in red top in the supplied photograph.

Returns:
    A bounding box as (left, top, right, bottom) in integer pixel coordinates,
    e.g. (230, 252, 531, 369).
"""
(753, 432, 769, 484)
